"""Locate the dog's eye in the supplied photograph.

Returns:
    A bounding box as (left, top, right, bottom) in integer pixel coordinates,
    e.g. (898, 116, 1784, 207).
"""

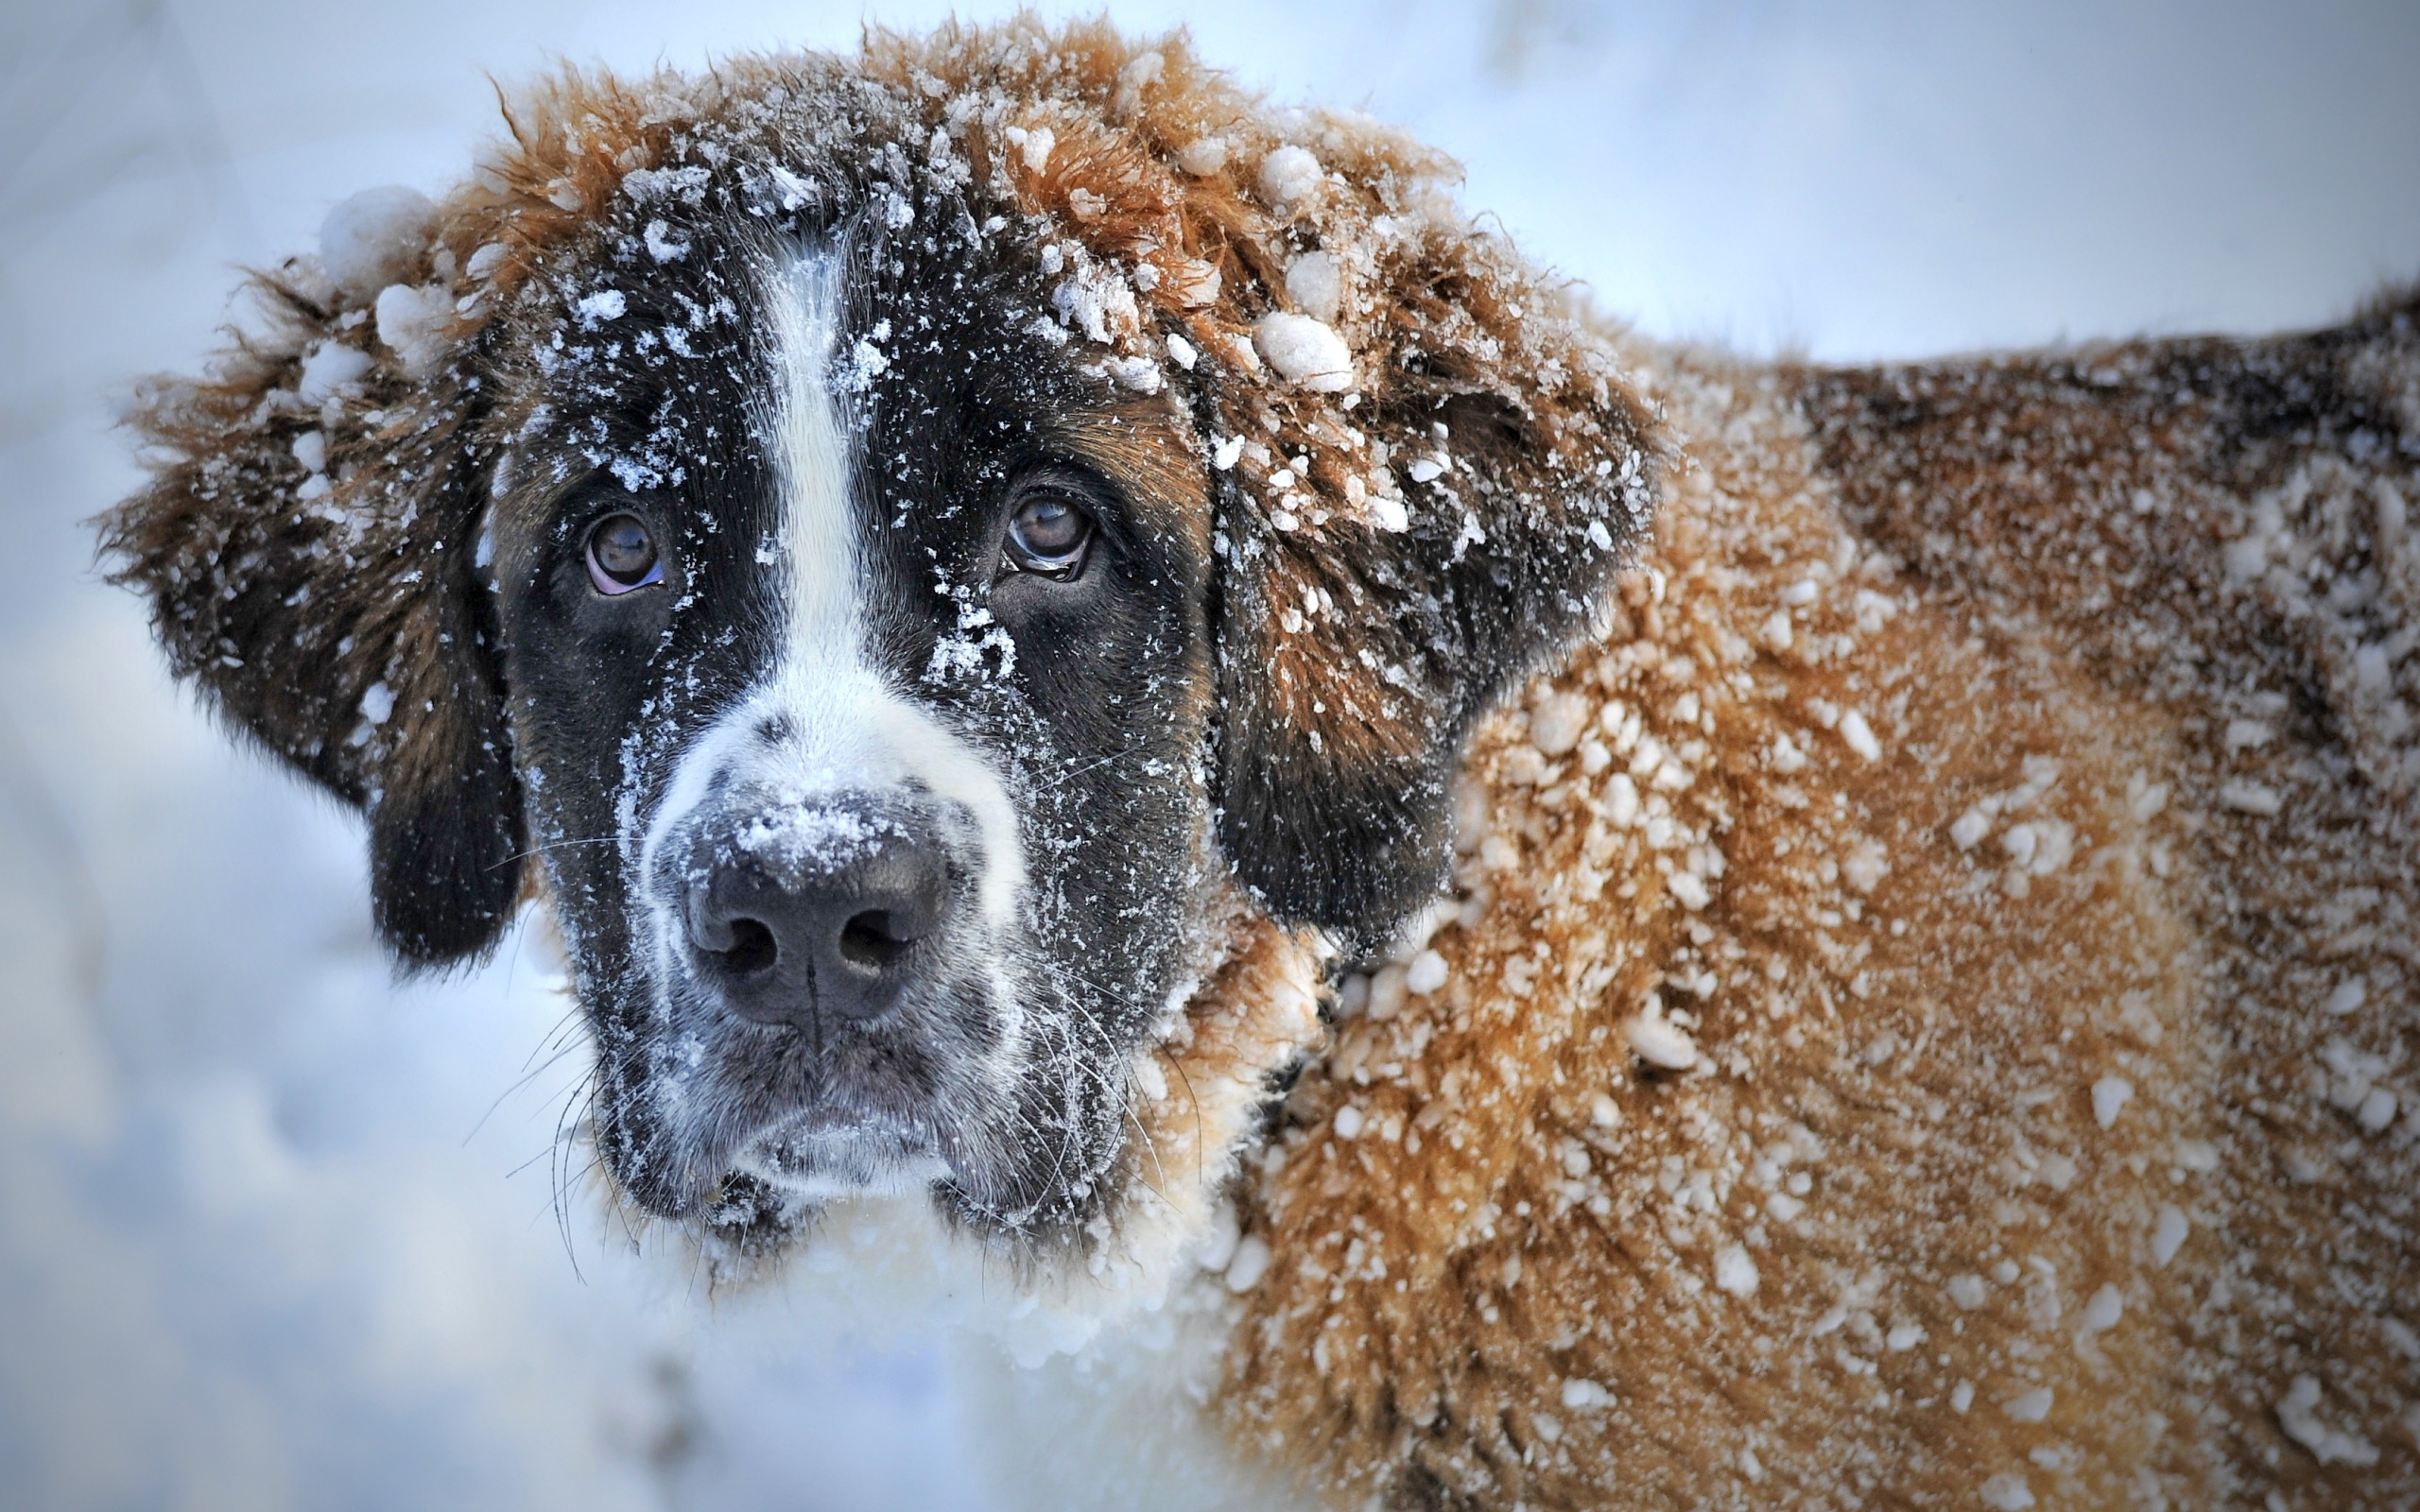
(1002, 491, 1094, 579)
(585, 512, 664, 594)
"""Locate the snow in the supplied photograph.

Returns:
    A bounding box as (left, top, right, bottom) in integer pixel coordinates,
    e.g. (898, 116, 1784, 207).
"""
(1100, 354, 1162, 392)
(1529, 692, 1592, 757)
(1623, 995, 1700, 1070)
(1174, 137, 1228, 177)
(1252, 312, 1353, 392)
(575, 288, 629, 327)
(2222, 718, 2274, 750)
(2079, 1284, 2123, 1332)
(7, 4, 2413, 1508)
(2001, 824, 2039, 868)
(644, 218, 691, 262)
(295, 339, 373, 405)
(373, 282, 454, 376)
(1837, 709, 1881, 761)
(1222, 1236, 1272, 1293)
(1840, 838, 1888, 895)
(1404, 949, 1448, 994)
(1255, 144, 1322, 205)
(2003, 1387, 2053, 1423)
(2218, 778, 2283, 816)
(1712, 1245, 1759, 1297)
(2386, 1319, 2420, 1360)
(1979, 1472, 2036, 1511)
(734, 799, 888, 871)
(2090, 1075, 2134, 1129)
(1667, 870, 1711, 910)
(2357, 1087, 2398, 1134)
(1949, 804, 1993, 850)
(1051, 258, 1140, 346)
(2277, 1375, 2380, 1467)
(1560, 1378, 1610, 1409)
(1366, 962, 1409, 1021)
(1603, 773, 1641, 827)
(2152, 1206, 2191, 1265)
(1015, 124, 1054, 173)
(1283, 251, 1342, 324)
(318, 185, 436, 301)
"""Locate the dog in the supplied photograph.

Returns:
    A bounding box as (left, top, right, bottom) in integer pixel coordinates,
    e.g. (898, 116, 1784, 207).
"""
(103, 19, 2417, 1510)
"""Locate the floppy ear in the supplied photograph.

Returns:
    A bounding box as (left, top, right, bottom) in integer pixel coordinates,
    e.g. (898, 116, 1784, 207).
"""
(101, 213, 526, 969)
(1196, 314, 1655, 943)
(914, 27, 1664, 943)
(930, 30, 1662, 943)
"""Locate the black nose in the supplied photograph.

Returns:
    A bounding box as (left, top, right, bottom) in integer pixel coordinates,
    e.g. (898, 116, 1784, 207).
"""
(683, 804, 951, 1027)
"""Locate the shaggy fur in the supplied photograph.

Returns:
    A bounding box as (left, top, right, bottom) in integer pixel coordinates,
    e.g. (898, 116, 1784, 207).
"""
(101, 18, 2415, 1512)
(1219, 308, 2420, 1509)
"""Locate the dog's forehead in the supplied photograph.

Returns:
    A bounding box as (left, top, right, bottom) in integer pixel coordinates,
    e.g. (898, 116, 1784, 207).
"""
(491, 209, 1208, 558)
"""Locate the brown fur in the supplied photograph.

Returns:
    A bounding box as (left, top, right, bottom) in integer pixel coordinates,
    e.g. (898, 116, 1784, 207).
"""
(1212, 316, 2419, 1507)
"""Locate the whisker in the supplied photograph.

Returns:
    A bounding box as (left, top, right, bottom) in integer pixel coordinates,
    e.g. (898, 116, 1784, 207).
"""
(1023, 740, 1153, 795)
(465, 1038, 584, 1146)
(486, 833, 629, 871)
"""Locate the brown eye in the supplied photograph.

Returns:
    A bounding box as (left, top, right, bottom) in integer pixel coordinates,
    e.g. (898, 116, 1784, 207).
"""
(1003, 492, 1093, 579)
(585, 511, 663, 594)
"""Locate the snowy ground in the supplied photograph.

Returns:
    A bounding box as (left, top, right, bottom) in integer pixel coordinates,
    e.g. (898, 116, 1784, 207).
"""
(2, 2, 2413, 1507)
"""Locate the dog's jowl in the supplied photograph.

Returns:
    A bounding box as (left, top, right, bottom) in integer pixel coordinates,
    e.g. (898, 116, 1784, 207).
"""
(103, 19, 2417, 1512)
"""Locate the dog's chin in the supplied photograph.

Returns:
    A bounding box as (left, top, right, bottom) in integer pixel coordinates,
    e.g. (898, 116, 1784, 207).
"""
(732, 1107, 954, 1203)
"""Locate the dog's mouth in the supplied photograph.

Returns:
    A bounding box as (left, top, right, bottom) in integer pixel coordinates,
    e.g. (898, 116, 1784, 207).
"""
(731, 1096, 954, 1200)
(592, 979, 993, 1222)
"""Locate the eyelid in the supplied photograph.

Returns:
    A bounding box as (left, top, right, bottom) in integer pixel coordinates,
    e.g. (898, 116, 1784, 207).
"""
(588, 554, 664, 595)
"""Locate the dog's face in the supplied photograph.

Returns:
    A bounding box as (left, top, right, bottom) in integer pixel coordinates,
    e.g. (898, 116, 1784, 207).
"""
(103, 31, 1656, 1261)
(488, 221, 1220, 1233)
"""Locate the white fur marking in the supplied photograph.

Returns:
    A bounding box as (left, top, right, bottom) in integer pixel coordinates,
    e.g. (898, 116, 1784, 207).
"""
(632, 243, 1032, 1195)
(767, 248, 862, 684)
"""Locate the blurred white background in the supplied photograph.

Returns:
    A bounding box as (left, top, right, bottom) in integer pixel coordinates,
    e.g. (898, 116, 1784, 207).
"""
(2, 2, 2413, 1506)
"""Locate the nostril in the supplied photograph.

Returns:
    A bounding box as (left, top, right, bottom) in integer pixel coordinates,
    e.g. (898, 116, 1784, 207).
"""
(838, 909, 916, 971)
(717, 917, 778, 975)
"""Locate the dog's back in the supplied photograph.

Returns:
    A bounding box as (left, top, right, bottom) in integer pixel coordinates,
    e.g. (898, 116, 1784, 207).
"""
(1210, 298, 2418, 1510)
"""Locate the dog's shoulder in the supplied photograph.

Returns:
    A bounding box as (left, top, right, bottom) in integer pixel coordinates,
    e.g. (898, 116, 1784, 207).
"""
(1215, 315, 2419, 1509)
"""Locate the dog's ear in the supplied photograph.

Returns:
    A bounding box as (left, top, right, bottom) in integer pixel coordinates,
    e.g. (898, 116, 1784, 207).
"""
(953, 43, 1664, 942)
(101, 201, 525, 969)
(1194, 309, 1655, 943)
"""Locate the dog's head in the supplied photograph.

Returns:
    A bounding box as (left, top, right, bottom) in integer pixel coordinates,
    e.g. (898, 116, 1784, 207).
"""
(103, 23, 1655, 1263)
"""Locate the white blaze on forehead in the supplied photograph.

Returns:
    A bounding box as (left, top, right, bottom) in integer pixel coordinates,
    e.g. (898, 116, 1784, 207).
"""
(765, 246, 862, 676)
(755, 244, 1027, 927)
(637, 242, 1027, 967)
